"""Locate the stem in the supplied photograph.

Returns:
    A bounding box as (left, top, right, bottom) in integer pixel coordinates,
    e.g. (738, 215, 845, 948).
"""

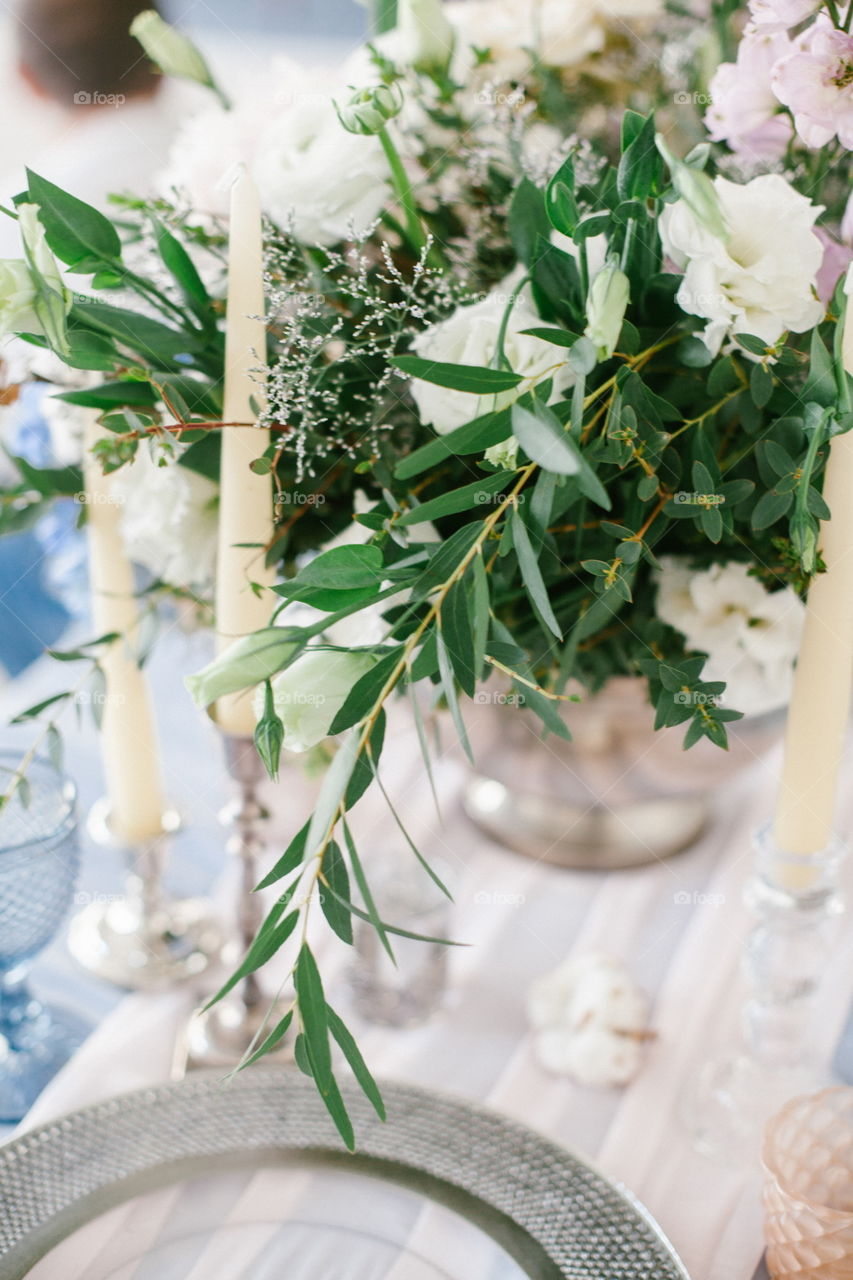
(378, 126, 427, 257)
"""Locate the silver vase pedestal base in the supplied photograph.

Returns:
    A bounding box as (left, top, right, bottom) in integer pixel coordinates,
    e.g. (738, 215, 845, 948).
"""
(68, 800, 226, 992)
(464, 776, 708, 870)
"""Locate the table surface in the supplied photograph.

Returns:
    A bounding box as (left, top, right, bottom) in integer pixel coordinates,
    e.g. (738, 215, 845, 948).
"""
(2, 633, 853, 1280)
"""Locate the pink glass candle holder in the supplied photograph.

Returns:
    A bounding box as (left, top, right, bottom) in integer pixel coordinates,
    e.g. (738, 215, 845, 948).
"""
(763, 1086, 853, 1279)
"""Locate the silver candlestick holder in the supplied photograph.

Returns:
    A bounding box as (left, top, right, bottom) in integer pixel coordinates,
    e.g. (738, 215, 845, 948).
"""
(682, 820, 847, 1162)
(68, 801, 226, 990)
(178, 734, 293, 1071)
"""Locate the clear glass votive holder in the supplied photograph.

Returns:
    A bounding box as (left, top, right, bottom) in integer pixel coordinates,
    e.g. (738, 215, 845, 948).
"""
(763, 1086, 853, 1279)
(349, 852, 453, 1029)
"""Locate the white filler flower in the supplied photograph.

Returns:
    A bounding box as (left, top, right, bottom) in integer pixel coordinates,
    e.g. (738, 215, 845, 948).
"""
(656, 558, 805, 717)
(660, 173, 824, 356)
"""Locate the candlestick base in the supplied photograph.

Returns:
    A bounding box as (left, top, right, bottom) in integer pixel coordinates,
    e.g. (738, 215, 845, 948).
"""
(68, 800, 226, 991)
(179, 993, 294, 1072)
(683, 822, 846, 1163)
(175, 735, 294, 1074)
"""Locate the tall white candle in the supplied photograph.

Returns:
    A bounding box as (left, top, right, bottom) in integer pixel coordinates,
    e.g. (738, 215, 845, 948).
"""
(215, 168, 275, 736)
(773, 284, 853, 856)
(83, 417, 166, 844)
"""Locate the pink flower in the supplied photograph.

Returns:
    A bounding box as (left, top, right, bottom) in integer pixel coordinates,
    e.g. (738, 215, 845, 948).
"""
(748, 0, 819, 29)
(772, 15, 853, 149)
(705, 29, 793, 161)
(815, 227, 853, 306)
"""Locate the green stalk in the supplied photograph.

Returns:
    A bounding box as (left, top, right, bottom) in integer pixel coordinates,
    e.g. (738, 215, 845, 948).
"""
(378, 125, 427, 257)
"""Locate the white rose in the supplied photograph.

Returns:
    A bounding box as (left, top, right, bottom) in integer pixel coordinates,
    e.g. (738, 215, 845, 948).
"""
(656, 557, 805, 717)
(161, 60, 391, 246)
(111, 443, 218, 588)
(253, 647, 381, 753)
(409, 278, 573, 435)
(446, 0, 660, 83)
(660, 173, 824, 356)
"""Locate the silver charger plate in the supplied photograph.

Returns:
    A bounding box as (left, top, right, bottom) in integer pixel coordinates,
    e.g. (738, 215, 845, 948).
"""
(0, 1069, 690, 1279)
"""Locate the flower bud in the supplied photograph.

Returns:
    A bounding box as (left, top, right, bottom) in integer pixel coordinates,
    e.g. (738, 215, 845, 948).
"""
(130, 11, 218, 94)
(2, 204, 71, 352)
(585, 260, 630, 361)
(335, 82, 404, 135)
(656, 134, 728, 241)
(185, 629, 303, 708)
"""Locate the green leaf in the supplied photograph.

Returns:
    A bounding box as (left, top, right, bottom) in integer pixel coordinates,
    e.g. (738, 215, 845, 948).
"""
(545, 155, 578, 237)
(511, 506, 561, 639)
(320, 841, 353, 944)
(328, 648, 400, 735)
(204, 909, 298, 1009)
(395, 407, 513, 480)
(511, 400, 580, 477)
(441, 578, 477, 697)
(342, 818, 394, 963)
(295, 943, 332, 1088)
(393, 354, 524, 394)
(397, 472, 512, 527)
(751, 489, 793, 530)
(436, 630, 473, 762)
(518, 326, 581, 349)
(298, 544, 384, 591)
(508, 177, 551, 266)
(154, 219, 209, 310)
(327, 1005, 386, 1120)
(304, 731, 360, 860)
(26, 169, 121, 269)
(242, 1009, 294, 1067)
(344, 711, 386, 810)
(54, 381, 159, 410)
(255, 819, 310, 890)
(617, 114, 661, 202)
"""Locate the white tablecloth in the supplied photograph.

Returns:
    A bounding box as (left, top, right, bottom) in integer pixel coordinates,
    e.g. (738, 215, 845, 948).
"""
(13, 708, 853, 1280)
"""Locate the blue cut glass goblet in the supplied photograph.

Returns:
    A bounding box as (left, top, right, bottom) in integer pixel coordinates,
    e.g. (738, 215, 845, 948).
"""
(0, 752, 86, 1122)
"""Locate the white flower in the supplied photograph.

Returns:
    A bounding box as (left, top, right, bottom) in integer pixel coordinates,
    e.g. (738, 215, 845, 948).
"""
(0, 260, 41, 337)
(397, 0, 455, 73)
(110, 443, 218, 588)
(446, 0, 661, 84)
(186, 628, 303, 708)
(409, 277, 573, 435)
(253, 647, 380, 753)
(660, 173, 824, 356)
(585, 261, 630, 360)
(528, 952, 650, 1088)
(160, 59, 391, 246)
(656, 558, 805, 717)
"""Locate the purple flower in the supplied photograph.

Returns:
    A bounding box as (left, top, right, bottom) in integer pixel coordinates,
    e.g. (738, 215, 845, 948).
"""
(772, 15, 853, 149)
(706, 29, 794, 161)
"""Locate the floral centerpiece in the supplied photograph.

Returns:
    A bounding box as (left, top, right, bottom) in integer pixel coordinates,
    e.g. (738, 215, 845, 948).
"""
(1, 0, 852, 1142)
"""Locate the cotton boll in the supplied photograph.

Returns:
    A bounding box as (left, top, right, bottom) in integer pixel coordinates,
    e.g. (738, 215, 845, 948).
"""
(563, 1026, 645, 1088)
(528, 952, 652, 1087)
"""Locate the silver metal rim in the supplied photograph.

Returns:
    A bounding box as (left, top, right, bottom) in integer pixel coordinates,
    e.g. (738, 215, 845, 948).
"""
(0, 1068, 690, 1279)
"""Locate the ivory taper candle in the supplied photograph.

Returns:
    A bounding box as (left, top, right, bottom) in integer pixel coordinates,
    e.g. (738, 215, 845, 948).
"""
(214, 167, 275, 735)
(83, 417, 166, 844)
(773, 274, 853, 856)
